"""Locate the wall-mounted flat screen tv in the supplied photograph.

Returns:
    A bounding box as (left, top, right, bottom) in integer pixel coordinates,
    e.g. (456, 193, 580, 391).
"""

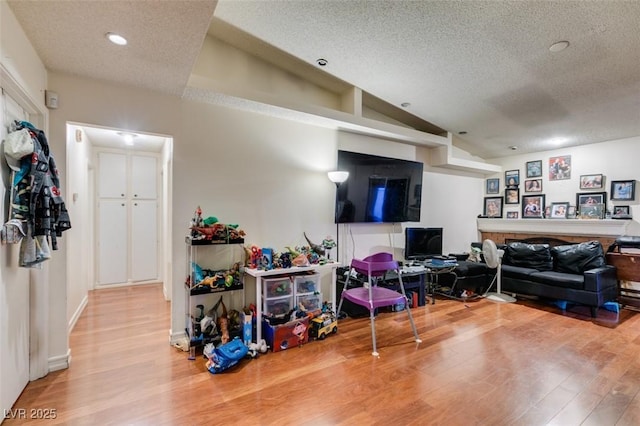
(405, 227, 443, 260)
(335, 150, 423, 223)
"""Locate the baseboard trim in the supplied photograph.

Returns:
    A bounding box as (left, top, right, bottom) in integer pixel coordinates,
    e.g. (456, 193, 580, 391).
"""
(68, 294, 88, 334)
(169, 329, 187, 346)
(48, 349, 71, 372)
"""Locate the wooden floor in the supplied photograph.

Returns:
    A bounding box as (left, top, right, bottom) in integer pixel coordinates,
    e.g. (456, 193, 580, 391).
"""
(6, 283, 640, 425)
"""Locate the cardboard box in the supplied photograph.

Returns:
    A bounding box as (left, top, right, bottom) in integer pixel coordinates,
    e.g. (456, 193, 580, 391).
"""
(262, 317, 309, 352)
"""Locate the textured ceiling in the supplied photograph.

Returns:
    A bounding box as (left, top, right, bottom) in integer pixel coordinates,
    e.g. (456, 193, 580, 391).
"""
(6, 1, 640, 159)
(7, 0, 216, 96)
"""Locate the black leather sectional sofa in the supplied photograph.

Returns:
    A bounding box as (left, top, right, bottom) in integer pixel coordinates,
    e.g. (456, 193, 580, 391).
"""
(450, 239, 618, 317)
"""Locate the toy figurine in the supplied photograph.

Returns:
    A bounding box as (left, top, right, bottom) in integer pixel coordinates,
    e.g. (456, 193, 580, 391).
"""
(250, 245, 262, 269)
(279, 252, 292, 268)
(303, 232, 326, 256)
(322, 236, 336, 259)
(292, 253, 309, 267)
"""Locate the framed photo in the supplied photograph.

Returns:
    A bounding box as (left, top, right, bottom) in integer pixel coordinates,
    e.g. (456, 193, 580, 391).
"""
(526, 160, 542, 178)
(549, 155, 571, 180)
(550, 202, 569, 219)
(522, 194, 545, 218)
(484, 197, 503, 218)
(506, 211, 519, 219)
(567, 205, 577, 219)
(505, 170, 520, 187)
(486, 178, 499, 194)
(545, 206, 551, 218)
(576, 192, 606, 213)
(579, 174, 604, 190)
(579, 203, 605, 219)
(505, 187, 520, 204)
(524, 179, 542, 193)
(613, 205, 630, 218)
(610, 180, 635, 201)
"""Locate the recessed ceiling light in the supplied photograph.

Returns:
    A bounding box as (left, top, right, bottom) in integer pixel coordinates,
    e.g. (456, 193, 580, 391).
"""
(458, 131, 467, 135)
(549, 137, 568, 145)
(401, 102, 411, 108)
(549, 40, 570, 52)
(509, 146, 518, 150)
(117, 132, 137, 145)
(106, 32, 127, 46)
(316, 58, 328, 66)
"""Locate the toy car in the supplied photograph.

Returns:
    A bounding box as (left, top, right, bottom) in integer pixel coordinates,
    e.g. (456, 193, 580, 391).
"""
(308, 312, 337, 340)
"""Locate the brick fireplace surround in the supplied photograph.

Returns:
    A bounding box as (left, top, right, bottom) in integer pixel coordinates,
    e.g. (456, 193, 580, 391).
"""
(477, 218, 632, 250)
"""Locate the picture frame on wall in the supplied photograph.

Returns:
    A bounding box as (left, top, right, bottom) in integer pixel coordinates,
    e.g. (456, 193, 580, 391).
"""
(505, 187, 519, 204)
(550, 202, 569, 219)
(579, 174, 604, 190)
(505, 169, 520, 187)
(524, 179, 542, 193)
(486, 178, 499, 194)
(526, 160, 542, 178)
(522, 194, 545, 218)
(611, 180, 635, 201)
(506, 211, 519, 219)
(576, 191, 606, 213)
(484, 197, 503, 218)
(549, 155, 571, 180)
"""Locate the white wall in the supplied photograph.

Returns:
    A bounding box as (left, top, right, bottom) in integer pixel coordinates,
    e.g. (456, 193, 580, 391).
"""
(65, 125, 92, 331)
(486, 136, 640, 227)
(47, 71, 486, 345)
(0, 0, 50, 416)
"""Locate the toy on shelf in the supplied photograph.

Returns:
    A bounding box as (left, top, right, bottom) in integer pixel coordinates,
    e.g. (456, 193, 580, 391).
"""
(188, 206, 246, 243)
(190, 262, 242, 294)
(322, 236, 336, 260)
(249, 245, 262, 269)
(303, 232, 326, 256)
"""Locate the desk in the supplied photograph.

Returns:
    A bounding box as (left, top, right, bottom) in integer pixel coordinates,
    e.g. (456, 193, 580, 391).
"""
(390, 267, 428, 307)
(423, 262, 458, 304)
(244, 263, 341, 342)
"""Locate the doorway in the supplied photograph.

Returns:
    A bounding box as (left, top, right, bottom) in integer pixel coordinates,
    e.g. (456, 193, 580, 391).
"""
(65, 123, 173, 331)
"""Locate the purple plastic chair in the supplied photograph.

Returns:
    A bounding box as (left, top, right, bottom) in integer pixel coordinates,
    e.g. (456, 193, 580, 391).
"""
(337, 252, 421, 356)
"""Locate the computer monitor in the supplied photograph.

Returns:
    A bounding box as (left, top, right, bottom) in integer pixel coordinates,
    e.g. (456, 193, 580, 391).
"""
(404, 227, 443, 261)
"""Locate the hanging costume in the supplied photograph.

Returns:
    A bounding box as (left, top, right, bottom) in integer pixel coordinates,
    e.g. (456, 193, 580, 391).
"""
(2, 120, 71, 267)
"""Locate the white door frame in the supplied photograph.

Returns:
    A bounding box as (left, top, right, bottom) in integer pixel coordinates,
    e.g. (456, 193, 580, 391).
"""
(1, 64, 49, 382)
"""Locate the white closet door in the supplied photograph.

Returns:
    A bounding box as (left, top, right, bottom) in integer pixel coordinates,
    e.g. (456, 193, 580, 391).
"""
(97, 199, 128, 285)
(131, 199, 158, 281)
(0, 90, 30, 414)
(131, 155, 157, 199)
(98, 152, 127, 198)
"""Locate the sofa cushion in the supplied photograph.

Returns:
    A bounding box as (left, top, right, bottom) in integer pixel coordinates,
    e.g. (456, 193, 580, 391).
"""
(551, 241, 605, 275)
(527, 271, 585, 290)
(501, 264, 539, 280)
(504, 242, 553, 271)
(455, 261, 492, 276)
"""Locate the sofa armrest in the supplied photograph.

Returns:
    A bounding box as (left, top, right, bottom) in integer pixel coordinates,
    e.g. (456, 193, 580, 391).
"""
(583, 265, 617, 292)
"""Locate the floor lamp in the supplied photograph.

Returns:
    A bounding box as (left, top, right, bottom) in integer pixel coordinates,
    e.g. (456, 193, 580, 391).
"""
(327, 171, 349, 264)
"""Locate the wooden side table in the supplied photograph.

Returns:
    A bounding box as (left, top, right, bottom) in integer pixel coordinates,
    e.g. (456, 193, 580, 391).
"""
(606, 251, 640, 309)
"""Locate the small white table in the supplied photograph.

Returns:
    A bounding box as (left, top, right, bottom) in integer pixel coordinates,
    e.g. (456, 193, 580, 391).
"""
(244, 263, 341, 342)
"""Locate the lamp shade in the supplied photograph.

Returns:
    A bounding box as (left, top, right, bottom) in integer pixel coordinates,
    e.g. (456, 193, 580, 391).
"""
(328, 171, 349, 184)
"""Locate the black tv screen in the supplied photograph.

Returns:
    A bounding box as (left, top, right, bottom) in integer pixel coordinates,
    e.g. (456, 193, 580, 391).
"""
(335, 150, 423, 223)
(404, 227, 443, 260)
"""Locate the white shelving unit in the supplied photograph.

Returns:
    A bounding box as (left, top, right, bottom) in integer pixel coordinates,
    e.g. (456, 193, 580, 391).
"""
(244, 263, 340, 342)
